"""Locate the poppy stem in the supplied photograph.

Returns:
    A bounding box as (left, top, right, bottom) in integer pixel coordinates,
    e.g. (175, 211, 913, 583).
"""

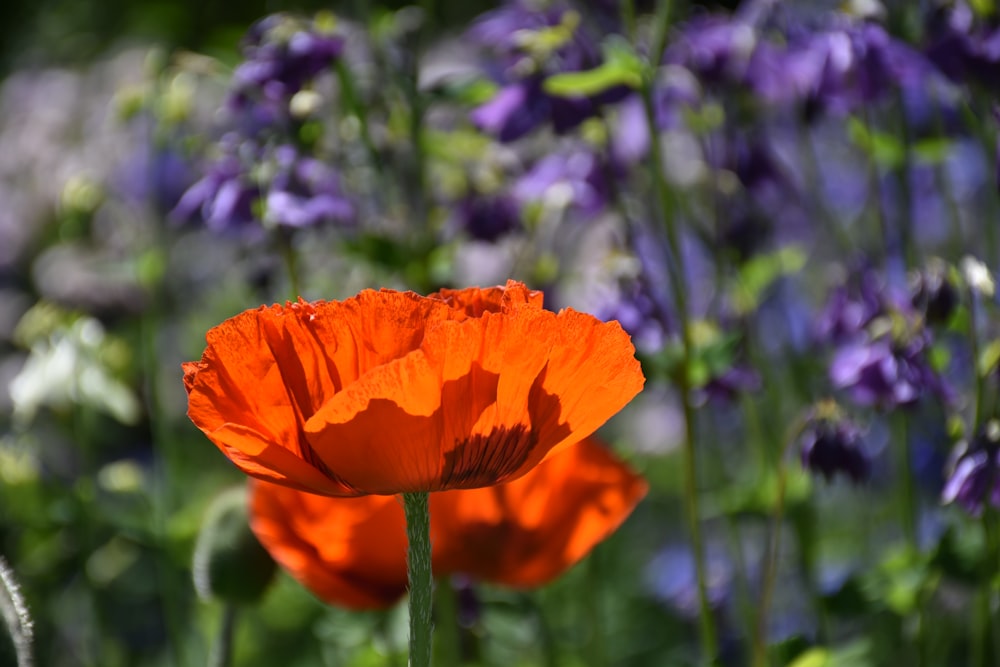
(403, 491, 434, 667)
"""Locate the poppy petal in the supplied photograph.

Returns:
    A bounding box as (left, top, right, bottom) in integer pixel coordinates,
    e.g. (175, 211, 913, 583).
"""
(304, 302, 643, 493)
(431, 279, 544, 316)
(248, 480, 409, 610)
(430, 437, 648, 587)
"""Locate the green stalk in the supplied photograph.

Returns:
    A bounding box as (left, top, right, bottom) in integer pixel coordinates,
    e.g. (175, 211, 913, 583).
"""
(208, 605, 237, 667)
(404, 492, 433, 667)
(639, 61, 719, 667)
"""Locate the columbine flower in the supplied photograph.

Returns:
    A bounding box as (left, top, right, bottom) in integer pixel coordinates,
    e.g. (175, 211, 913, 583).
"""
(456, 191, 523, 242)
(264, 145, 354, 228)
(467, 1, 628, 141)
(248, 436, 647, 607)
(829, 336, 938, 409)
(170, 154, 262, 233)
(909, 259, 960, 325)
(799, 405, 870, 483)
(228, 14, 343, 127)
(512, 148, 611, 217)
(183, 280, 644, 496)
(942, 420, 1000, 516)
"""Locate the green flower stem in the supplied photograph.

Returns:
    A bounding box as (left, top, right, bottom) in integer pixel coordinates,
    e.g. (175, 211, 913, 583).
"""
(275, 229, 302, 300)
(750, 417, 807, 667)
(404, 492, 433, 667)
(208, 605, 237, 667)
(639, 24, 718, 664)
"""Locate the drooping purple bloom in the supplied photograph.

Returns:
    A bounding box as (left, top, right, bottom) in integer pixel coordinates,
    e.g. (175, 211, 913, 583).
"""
(456, 191, 522, 242)
(909, 260, 960, 325)
(942, 421, 1000, 516)
(815, 266, 887, 344)
(265, 146, 354, 228)
(800, 410, 870, 484)
(829, 337, 938, 409)
(170, 155, 261, 233)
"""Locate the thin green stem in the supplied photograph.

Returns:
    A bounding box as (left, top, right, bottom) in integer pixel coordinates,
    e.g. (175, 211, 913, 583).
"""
(893, 414, 917, 550)
(276, 229, 302, 299)
(640, 75, 718, 667)
(208, 605, 237, 667)
(750, 417, 808, 667)
(404, 492, 433, 667)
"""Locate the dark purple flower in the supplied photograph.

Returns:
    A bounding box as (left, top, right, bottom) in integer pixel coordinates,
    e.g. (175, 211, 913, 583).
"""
(741, 19, 945, 121)
(700, 364, 761, 403)
(265, 146, 354, 228)
(170, 156, 261, 233)
(925, 1, 1000, 88)
(232, 15, 343, 103)
(909, 260, 960, 325)
(596, 278, 670, 354)
(456, 192, 522, 242)
(226, 14, 343, 137)
(512, 148, 610, 216)
(470, 80, 553, 143)
(800, 410, 870, 483)
(830, 337, 938, 409)
(665, 14, 760, 85)
(467, 1, 628, 141)
(610, 73, 700, 166)
(942, 421, 1000, 516)
(815, 267, 887, 344)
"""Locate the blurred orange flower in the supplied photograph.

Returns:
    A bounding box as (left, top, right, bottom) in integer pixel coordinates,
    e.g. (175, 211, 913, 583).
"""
(184, 281, 644, 496)
(248, 437, 648, 608)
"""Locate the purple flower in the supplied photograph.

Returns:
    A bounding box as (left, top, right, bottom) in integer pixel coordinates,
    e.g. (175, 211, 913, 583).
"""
(942, 421, 1000, 516)
(830, 337, 937, 409)
(909, 260, 960, 325)
(665, 14, 760, 85)
(456, 192, 522, 242)
(815, 266, 887, 344)
(800, 410, 870, 483)
(467, 0, 628, 141)
(596, 278, 670, 354)
(232, 15, 343, 104)
(170, 156, 261, 233)
(226, 14, 343, 137)
(265, 146, 354, 228)
(925, 1, 1000, 88)
(512, 148, 611, 216)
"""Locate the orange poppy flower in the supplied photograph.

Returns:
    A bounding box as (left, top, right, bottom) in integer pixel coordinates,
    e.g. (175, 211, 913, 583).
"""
(248, 437, 647, 608)
(184, 281, 644, 496)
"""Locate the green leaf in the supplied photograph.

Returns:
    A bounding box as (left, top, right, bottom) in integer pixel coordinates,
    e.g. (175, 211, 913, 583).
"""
(847, 117, 905, 168)
(543, 36, 643, 98)
(731, 246, 807, 315)
(978, 339, 1000, 377)
(543, 60, 641, 97)
(913, 136, 954, 164)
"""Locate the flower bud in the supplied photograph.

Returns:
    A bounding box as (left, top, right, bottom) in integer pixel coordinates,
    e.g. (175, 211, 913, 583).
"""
(193, 486, 277, 605)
